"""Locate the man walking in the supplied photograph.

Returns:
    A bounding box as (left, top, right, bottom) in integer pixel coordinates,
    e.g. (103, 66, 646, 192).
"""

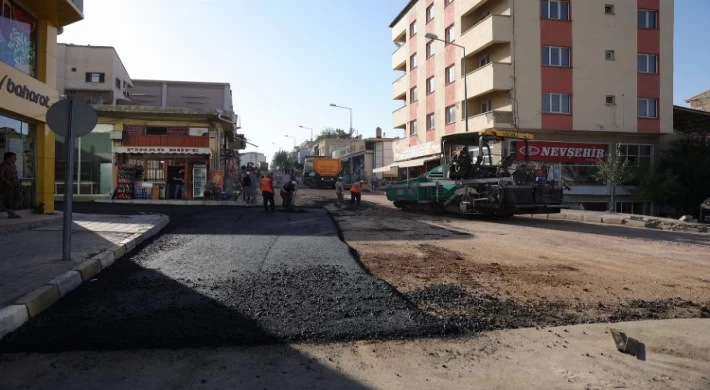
(242, 172, 252, 203)
(0, 152, 22, 219)
(260, 172, 275, 211)
(173, 168, 185, 200)
(335, 176, 344, 206)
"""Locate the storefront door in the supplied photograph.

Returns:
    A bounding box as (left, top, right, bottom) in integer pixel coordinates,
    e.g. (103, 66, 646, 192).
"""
(0, 114, 36, 209)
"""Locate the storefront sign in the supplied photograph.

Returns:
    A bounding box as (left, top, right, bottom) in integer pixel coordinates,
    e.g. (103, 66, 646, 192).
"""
(123, 125, 145, 135)
(113, 146, 212, 155)
(393, 140, 441, 162)
(0, 62, 59, 122)
(517, 141, 608, 163)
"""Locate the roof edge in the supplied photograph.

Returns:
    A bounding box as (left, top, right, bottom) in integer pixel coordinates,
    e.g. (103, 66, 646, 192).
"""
(389, 0, 418, 28)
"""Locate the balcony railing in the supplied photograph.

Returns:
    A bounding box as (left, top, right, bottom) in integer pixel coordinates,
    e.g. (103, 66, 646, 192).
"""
(465, 62, 513, 99)
(466, 110, 515, 132)
(124, 135, 209, 148)
(392, 73, 407, 100)
(459, 14, 512, 56)
(392, 105, 408, 129)
(392, 43, 408, 71)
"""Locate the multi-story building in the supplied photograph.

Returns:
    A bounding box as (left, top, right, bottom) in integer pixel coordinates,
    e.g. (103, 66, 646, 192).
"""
(56, 44, 133, 105)
(130, 79, 234, 112)
(240, 151, 267, 166)
(685, 90, 710, 112)
(0, 0, 83, 213)
(389, 0, 673, 213)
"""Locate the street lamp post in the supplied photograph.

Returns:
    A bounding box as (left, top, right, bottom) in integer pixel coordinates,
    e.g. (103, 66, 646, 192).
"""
(272, 142, 282, 151)
(285, 134, 296, 148)
(425, 33, 468, 132)
(299, 125, 314, 141)
(329, 103, 355, 137)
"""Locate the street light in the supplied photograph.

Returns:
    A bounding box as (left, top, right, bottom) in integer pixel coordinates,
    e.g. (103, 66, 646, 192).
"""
(425, 32, 469, 132)
(299, 125, 313, 141)
(285, 134, 297, 148)
(272, 142, 282, 151)
(329, 103, 355, 137)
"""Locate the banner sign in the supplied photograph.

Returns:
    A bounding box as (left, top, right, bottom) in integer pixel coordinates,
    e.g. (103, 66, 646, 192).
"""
(517, 141, 608, 163)
(113, 146, 212, 155)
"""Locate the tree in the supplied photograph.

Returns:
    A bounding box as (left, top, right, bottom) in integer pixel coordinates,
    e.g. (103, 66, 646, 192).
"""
(594, 144, 636, 212)
(271, 150, 294, 171)
(633, 167, 678, 210)
(314, 127, 354, 143)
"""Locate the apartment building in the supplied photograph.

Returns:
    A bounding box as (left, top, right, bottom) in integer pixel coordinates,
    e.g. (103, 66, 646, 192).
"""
(131, 79, 234, 112)
(389, 0, 673, 213)
(56, 44, 133, 104)
(685, 89, 710, 112)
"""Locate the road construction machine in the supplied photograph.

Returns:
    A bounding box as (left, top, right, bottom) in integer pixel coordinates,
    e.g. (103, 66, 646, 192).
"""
(385, 130, 566, 217)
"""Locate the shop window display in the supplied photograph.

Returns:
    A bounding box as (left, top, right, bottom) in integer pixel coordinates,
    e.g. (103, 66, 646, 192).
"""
(0, 0, 37, 77)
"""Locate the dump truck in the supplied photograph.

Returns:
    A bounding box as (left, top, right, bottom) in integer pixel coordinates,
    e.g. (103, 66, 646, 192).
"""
(302, 155, 343, 189)
(385, 130, 566, 217)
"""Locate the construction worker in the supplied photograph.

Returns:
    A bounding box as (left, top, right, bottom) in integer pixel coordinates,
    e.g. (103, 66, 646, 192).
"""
(260, 173, 275, 211)
(350, 179, 362, 207)
(335, 177, 344, 206)
(281, 180, 298, 208)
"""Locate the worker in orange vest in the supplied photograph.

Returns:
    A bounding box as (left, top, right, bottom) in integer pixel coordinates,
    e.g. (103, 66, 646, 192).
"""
(260, 173, 275, 211)
(350, 179, 363, 207)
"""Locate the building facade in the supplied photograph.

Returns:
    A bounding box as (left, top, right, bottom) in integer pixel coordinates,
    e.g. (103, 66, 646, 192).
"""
(130, 79, 234, 113)
(332, 135, 398, 187)
(56, 44, 132, 105)
(389, 0, 673, 213)
(685, 90, 710, 112)
(239, 151, 266, 166)
(0, 0, 83, 213)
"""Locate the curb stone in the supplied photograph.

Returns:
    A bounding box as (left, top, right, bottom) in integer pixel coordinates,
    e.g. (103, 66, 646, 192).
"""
(0, 214, 170, 341)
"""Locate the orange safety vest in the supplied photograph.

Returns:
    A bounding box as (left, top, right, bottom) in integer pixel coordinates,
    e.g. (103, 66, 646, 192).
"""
(260, 177, 274, 193)
(350, 183, 361, 193)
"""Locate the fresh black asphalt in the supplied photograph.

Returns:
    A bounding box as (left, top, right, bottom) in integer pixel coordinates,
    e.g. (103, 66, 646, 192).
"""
(0, 203, 442, 352)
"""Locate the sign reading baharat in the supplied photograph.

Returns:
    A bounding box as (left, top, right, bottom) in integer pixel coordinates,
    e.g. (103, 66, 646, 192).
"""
(517, 141, 608, 163)
(0, 74, 51, 108)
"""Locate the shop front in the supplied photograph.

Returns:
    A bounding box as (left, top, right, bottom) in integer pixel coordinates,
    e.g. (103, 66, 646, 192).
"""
(112, 146, 211, 200)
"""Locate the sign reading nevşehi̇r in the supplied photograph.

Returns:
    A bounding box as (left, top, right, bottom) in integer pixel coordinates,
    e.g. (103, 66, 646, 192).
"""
(516, 141, 608, 163)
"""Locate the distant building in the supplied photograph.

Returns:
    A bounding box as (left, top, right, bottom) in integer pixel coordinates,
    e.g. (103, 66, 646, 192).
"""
(240, 152, 267, 166)
(685, 90, 710, 112)
(56, 44, 133, 105)
(130, 79, 234, 112)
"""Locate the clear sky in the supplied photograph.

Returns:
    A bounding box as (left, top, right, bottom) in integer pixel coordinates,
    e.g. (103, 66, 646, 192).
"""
(59, 0, 709, 162)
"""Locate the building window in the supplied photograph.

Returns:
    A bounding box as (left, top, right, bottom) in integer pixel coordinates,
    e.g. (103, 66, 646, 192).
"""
(480, 101, 492, 113)
(638, 98, 658, 118)
(605, 50, 615, 60)
(426, 41, 435, 58)
(409, 120, 418, 136)
(426, 113, 435, 130)
(426, 4, 435, 22)
(542, 93, 571, 114)
(542, 46, 571, 67)
(605, 95, 616, 105)
(0, 1, 38, 77)
(445, 0, 453, 6)
(618, 144, 652, 168)
(0, 114, 36, 181)
(86, 72, 105, 83)
(445, 24, 455, 43)
(541, 0, 570, 21)
(446, 105, 456, 124)
(615, 202, 651, 216)
(410, 21, 417, 37)
(638, 53, 658, 73)
(426, 77, 435, 94)
(479, 55, 490, 68)
(410, 86, 418, 103)
(445, 65, 456, 84)
(71, 67, 77, 72)
(638, 9, 657, 29)
(410, 53, 417, 70)
(115, 78, 121, 89)
(605, 4, 615, 14)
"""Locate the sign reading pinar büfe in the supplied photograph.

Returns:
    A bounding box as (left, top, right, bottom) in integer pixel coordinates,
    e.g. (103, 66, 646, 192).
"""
(517, 141, 608, 163)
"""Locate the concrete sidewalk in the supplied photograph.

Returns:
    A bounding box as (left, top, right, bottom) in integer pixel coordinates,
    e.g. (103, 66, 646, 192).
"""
(529, 209, 710, 234)
(0, 213, 169, 340)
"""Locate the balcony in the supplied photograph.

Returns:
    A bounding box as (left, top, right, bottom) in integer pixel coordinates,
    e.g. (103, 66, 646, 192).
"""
(459, 15, 512, 56)
(392, 43, 408, 71)
(465, 62, 513, 99)
(22, 0, 84, 27)
(124, 135, 209, 148)
(466, 110, 515, 132)
(392, 105, 408, 129)
(459, 0, 490, 17)
(392, 73, 407, 100)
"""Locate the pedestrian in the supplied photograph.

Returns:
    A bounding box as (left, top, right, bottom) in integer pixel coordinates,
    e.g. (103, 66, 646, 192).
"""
(0, 152, 22, 219)
(370, 173, 378, 192)
(250, 172, 260, 204)
(350, 179, 362, 207)
(260, 172, 275, 211)
(280, 180, 298, 208)
(242, 172, 252, 203)
(335, 176, 344, 206)
(173, 168, 185, 200)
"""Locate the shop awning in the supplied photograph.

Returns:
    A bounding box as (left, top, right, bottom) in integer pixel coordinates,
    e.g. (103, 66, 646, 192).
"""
(373, 165, 396, 173)
(113, 146, 212, 155)
(392, 156, 440, 168)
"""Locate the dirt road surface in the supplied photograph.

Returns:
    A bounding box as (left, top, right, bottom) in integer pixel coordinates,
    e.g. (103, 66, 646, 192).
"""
(320, 189, 710, 331)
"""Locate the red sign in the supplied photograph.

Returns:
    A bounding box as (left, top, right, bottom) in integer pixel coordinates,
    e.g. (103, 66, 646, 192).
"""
(122, 147, 201, 153)
(516, 141, 608, 163)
